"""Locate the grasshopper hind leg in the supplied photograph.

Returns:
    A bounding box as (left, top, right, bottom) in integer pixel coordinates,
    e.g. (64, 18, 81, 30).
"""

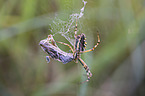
(46, 56, 50, 63)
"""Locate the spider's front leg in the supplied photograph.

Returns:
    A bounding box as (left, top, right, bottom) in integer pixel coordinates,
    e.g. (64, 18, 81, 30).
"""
(56, 41, 74, 53)
(74, 17, 78, 39)
(78, 58, 92, 83)
(73, 17, 78, 56)
(47, 34, 58, 47)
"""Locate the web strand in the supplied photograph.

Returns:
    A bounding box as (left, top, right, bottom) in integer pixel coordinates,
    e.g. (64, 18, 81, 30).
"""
(50, 0, 87, 46)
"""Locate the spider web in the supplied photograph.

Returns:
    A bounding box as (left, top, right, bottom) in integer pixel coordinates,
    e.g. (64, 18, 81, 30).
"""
(49, 0, 87, 46)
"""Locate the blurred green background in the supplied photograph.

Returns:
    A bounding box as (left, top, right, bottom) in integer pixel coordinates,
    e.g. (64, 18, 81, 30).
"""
(0, 0, 145, 96)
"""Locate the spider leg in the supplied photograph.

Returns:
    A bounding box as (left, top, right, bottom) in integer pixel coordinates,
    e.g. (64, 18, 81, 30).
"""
(78, 58, 92, 83)
(56, 41, 74, 53)
(81, 33, 100, 53)
(74, 17, 78, 38)
(47, 35, 58, 47)
(73, 17, 78, 56)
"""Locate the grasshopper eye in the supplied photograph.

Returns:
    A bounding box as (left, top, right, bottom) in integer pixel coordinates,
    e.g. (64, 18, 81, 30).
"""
(46, 56, 50, 63)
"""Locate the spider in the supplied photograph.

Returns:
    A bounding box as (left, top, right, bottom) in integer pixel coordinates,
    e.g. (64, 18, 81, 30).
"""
(39, 18, 100, 83)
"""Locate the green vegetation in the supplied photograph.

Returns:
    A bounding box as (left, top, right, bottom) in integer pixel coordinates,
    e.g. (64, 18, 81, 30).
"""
(0, 0, 145, 96)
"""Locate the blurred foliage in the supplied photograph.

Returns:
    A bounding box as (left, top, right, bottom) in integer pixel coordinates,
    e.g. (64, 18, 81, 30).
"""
(0, 0, 145, 96)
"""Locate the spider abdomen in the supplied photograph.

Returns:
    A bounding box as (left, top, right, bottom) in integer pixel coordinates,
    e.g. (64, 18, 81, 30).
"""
(80, 33, 87, 51)
(74, 33, 87, 60)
